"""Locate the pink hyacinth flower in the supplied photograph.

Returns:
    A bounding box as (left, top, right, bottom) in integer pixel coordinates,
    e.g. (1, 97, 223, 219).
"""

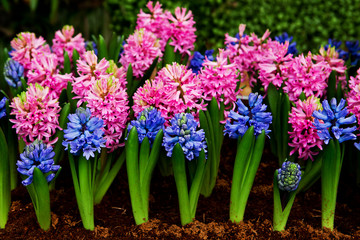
(288, 97, 323, 161)
(86, 76, 129, 151)
(52, 25, 86, 68)
(73, 50, 110, 106)
(120, 28, 162, 79)
(313, 46, 347, 90)
(10, 32, 51, 73)
(283, 52, 332, 102)
(346, 68, 360, 123)
(258, 41, 293, 92)
(166, 7, 196, 56)
(27, 52, 72, 98)
(10, 84, 61, 145)
(136, 1, 171, 51)
(133, 63, 205, 123)
(198, 49, 240, 108)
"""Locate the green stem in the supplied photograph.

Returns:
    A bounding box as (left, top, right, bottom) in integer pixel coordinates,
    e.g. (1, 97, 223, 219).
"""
(94, 151, 125, 205)
(172, 143, 192, 226)
(78, 156, 95, 230)
(189, 150, 206, 219)
(126, 127, 146, 225)
(321, 140, 341, 230)
(297, 157, 322, 193)
(140, 130, 163, 215)
(0, 128, 9, 229)
(273, 171, 297, 231)
(31, 168, 51, 231)
(229, 127, 254, 223)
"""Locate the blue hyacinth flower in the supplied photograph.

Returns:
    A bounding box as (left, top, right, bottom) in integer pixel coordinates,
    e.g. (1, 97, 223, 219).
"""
(4, 59, 24, 89)
(0, 97, 7, 119)
(275, 32, 298, 55)
(277, 161, 302, 192)
(224, 93, 272, 139)
(17, 139, 60, 186)
(62, 107, 106, 160)
(188, 49, 214, 74)
(312, 98, 357, 144)
(163, 113, 207, 161)
(127, 107, 165, 146)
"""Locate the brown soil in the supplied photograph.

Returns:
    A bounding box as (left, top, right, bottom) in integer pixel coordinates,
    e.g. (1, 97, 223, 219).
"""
(1, 139, 359, 239)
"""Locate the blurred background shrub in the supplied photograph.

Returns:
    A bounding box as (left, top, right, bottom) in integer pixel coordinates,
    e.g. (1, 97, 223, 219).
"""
(1, 0, 360, 53)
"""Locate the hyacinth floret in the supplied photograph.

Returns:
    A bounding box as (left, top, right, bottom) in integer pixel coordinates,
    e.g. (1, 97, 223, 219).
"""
(199, 49, 240, 107)
(0, 97, 7, 119)
(312, 98, 357, 144)
(52, 25, 86, 66)
(288, 97, 323, 161)
(63, 107, 106, 160)
(344, 40, 360, 65)
(10, 84, 61, 145)
(274, 32, 298, 55)
(277, 161, 302, 192)
(17, 139, 60, 186)
(224, 93, 272, 139)
(119, 28, 162, 78)
(127, 107, 165, 145)
(163, 113, 207, 161)
(188, 50, 214, 74)
(4, 59, 24, 88)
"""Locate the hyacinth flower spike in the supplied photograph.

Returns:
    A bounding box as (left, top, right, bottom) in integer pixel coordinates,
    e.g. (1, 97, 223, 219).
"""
(63, 107, 106, 230)
(312, 98, 357, 230)
(273, 161, 302, 231)
(17, 139, 60, 231)
(163, 113, 207, 226)
(125, 107, 165, 225)
(224, 93, 272, 223)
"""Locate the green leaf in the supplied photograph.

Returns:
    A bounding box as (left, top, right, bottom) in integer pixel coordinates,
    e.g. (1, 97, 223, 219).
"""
(98, 35, 108, 60)
(163, 40, 175, 67)
(63, 51, 71, 74)
(327, 71, 336, 100)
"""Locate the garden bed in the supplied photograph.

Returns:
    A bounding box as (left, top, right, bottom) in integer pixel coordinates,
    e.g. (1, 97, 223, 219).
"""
(1, 139, 359, 239)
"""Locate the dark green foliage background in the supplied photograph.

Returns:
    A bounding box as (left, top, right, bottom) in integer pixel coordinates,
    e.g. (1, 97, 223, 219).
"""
(106, 0, 360, 53)
(1, 0, 360, 54)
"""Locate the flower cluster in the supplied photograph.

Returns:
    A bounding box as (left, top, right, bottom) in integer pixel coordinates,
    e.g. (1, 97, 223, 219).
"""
(119, 28, 162, 78)
(283, 53, 331, 102)
(63, 107, 106, 160)
(198, 49, 240, 107)
(224, 93, 272, 138)
(133, 63, 205, 122)
(258, 41, 293, 92)
(0, 97, 7, 119)
(167, 7, 197, 56)
(312, 98, 357, 144)
(86, 76, 129, 151)
(27, 53, 72, 98)
(288, 97, 323, 161)
(347, 68, 360, 123)
(16, 139, 60, 186)
(188, 50, 214, 74)
(72, 50, 110, 105)
(10, 84, 61, 144)
(136, 1, 196, 55)
(4, 59, 24, 89)
(224, 24, 273, 87)
(52, 25, 86, 67)
(127, 107, 165, 145)
(10, 32, 51, 73)
(136, 1, 171, 50)
(277, 161, 302, 192)
(163, 113, 207, 161)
